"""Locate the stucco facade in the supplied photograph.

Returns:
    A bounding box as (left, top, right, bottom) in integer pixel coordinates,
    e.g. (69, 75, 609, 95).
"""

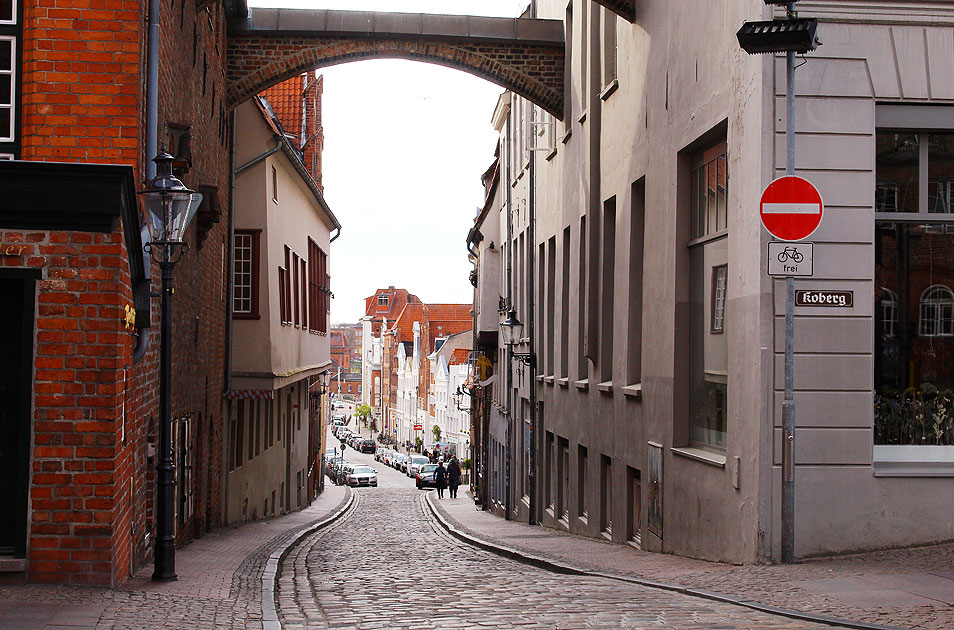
(225, 87, 337, 525)
(476, 0, 954, 563)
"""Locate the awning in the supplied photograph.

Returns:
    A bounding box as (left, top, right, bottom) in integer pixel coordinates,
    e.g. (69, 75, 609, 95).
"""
(226, 389, 275, 400)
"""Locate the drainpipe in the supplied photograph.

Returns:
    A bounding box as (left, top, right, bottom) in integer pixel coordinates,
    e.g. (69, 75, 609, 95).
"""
(134, 0, 161, 365)
(504, 111, 513, 521)
(527, 118, 537, 526)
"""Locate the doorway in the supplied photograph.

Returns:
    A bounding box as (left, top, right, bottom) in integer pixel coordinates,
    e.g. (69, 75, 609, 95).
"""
(0, 273, 37, 558)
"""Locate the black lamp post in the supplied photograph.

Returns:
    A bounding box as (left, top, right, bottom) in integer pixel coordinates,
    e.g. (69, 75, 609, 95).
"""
(139, 151, 202, 582)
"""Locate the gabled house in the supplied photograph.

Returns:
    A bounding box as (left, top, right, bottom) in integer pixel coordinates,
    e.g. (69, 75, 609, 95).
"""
(226, 73, 340, 523)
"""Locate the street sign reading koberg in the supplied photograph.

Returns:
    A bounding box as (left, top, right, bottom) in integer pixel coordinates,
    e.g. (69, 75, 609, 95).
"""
(760, 175, 824, 241)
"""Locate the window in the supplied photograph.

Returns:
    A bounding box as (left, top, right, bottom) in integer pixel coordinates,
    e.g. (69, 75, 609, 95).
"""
(233, 231, 259, 318)
(300, 258, 307, 328)
(711, 265, 727, 334)
(600, 8, 617, 91)
(919, 285, 954, 337)
(278, 266, 289, 324)
(576, 444, 588, 520)
(627, 180, 645, 385)
(546, 236, 556, 376)
(687, 140, 728, 451)
(0, 0, 20, 160)
(875, 117, 954, 448)
(378, 294, 389, 307)
(293, 253, 300, 327)
(880, 289, 898, 338)
(234, 401, 245, 468)
(271, 166, 278, 203)
(577, 216, 587, 380)
(561, 226, 571, 379)
(599, 197, 616, 383)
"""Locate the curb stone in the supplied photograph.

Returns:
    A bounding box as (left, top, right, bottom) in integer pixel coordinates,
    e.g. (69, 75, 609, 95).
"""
(424, 493, 903, 630)
(262, 487, 355, 630)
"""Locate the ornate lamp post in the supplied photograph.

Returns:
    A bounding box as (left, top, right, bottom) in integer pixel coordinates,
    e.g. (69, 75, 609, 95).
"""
(139, 151, 202, 582)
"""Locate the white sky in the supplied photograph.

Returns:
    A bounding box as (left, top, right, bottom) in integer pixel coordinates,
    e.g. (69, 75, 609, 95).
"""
(248, 0, 530, 323)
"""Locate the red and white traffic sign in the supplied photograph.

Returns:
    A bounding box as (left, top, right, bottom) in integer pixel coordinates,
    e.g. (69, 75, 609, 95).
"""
(759, 176, 824, 241)
(413, 424, 423, 431)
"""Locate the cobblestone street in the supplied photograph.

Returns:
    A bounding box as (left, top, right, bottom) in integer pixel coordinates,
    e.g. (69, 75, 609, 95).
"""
(276, 444, 837, 630)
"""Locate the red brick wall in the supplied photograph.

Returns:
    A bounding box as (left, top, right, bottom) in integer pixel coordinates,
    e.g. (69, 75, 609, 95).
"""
(19, 0, 141, 163)
(13, 0, 232, 587)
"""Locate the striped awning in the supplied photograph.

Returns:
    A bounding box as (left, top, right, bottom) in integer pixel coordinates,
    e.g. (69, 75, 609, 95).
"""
(226, 389, 275, 400)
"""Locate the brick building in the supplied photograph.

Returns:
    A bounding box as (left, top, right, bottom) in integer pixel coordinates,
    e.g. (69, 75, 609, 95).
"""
(0, 0, 240, 585)
(360, 287, 421, 419)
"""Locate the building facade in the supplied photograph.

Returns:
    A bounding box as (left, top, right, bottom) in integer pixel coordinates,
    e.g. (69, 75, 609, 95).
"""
(0, 0, 242, 585)
(475, 0, 954, 563)
(226, 76, 339, 524)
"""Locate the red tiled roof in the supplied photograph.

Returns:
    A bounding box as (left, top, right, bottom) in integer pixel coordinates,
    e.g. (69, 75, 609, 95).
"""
(259, 76, 303, 141)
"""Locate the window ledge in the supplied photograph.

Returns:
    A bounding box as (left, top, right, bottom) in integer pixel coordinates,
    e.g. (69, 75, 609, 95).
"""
(577, 110, 587, 124)
(543, 376, 554, 385)
(600, 79, 619, 101)
(545, 145, 558, 161)
(561, 129, 572, 145)
(574, 379, 589, 391)
(873, 445, 954, 477)
(557, 377, 569, 388)
(535, 375, 545, 383)
(596, 380, 613, 394)
(621, 383, 642, 400)
(672, 446, 726, 468)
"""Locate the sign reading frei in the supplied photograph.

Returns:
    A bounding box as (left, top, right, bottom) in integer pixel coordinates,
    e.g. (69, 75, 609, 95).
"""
(760, 175, 824, 241)
(768, 242, 813, 277)
(795, 290, 853, 307)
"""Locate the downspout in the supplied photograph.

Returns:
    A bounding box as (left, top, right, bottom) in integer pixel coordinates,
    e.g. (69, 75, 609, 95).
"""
(133, 0, 161, 364)
(504, 111, 513, 521)
(527, 121, 537, 526)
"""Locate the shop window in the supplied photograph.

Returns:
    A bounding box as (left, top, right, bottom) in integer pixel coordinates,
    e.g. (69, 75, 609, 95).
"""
(875, 117, 954, 449)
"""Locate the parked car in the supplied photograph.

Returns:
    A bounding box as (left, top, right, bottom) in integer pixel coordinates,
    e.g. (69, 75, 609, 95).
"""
(346, 465, 378, 487)
(416, 463, 439, 489)
(360, 439, 376, 454)
(394, 453, 409, 473)
(375, 447, 389, 462)
(407, 455, 430, 477)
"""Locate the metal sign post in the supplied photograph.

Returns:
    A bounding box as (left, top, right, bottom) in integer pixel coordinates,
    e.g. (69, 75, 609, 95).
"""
(741, 0, 821, 564)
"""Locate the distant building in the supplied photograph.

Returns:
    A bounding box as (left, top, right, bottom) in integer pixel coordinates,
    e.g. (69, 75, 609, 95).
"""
(360, 287, 422, 420)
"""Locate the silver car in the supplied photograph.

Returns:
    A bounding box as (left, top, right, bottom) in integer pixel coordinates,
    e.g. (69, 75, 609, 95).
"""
(346, 465, 378, 487)
(407, 455, 430, 477)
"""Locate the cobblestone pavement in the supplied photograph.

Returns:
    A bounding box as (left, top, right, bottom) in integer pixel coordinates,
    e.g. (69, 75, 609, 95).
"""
(277, 445, 840, 630)
(0, 483, 349, 630)
(432, 491, 954, 630)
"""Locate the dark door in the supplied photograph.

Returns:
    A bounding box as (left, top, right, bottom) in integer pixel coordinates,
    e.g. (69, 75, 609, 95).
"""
(0, 275, 35, 557)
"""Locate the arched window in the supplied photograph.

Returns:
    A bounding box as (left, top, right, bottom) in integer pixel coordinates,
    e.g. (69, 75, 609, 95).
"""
(880, 288, 898, 338)
(919, 285, 954, 337)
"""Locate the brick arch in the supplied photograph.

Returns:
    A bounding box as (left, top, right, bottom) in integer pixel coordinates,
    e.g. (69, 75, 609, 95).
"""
(227, 36, 565, 118)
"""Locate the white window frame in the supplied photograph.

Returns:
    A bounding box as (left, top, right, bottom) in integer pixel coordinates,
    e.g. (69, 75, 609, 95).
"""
(0, 0, 16, 25)
(0, 35, 15, 143)
(918, 284, 954, 338)
(233, 232, 254, 315)
(880, 288, 897, 338)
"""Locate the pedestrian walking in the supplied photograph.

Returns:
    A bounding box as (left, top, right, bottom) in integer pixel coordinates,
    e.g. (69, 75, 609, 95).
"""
(434, 461, 447, 499)
(447, 456, 462, 499)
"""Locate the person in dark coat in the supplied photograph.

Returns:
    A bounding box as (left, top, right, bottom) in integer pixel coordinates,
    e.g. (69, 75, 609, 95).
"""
(434, 461, 448, 498)
(447, 457, 462, 499)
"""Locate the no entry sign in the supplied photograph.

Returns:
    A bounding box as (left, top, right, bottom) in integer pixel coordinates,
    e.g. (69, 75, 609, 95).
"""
(760, 176, 823, 241)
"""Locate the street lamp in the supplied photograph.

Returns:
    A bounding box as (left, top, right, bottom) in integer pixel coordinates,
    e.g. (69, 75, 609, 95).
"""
(500, 307, 533, 366)
(139, 151, 202, 582)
